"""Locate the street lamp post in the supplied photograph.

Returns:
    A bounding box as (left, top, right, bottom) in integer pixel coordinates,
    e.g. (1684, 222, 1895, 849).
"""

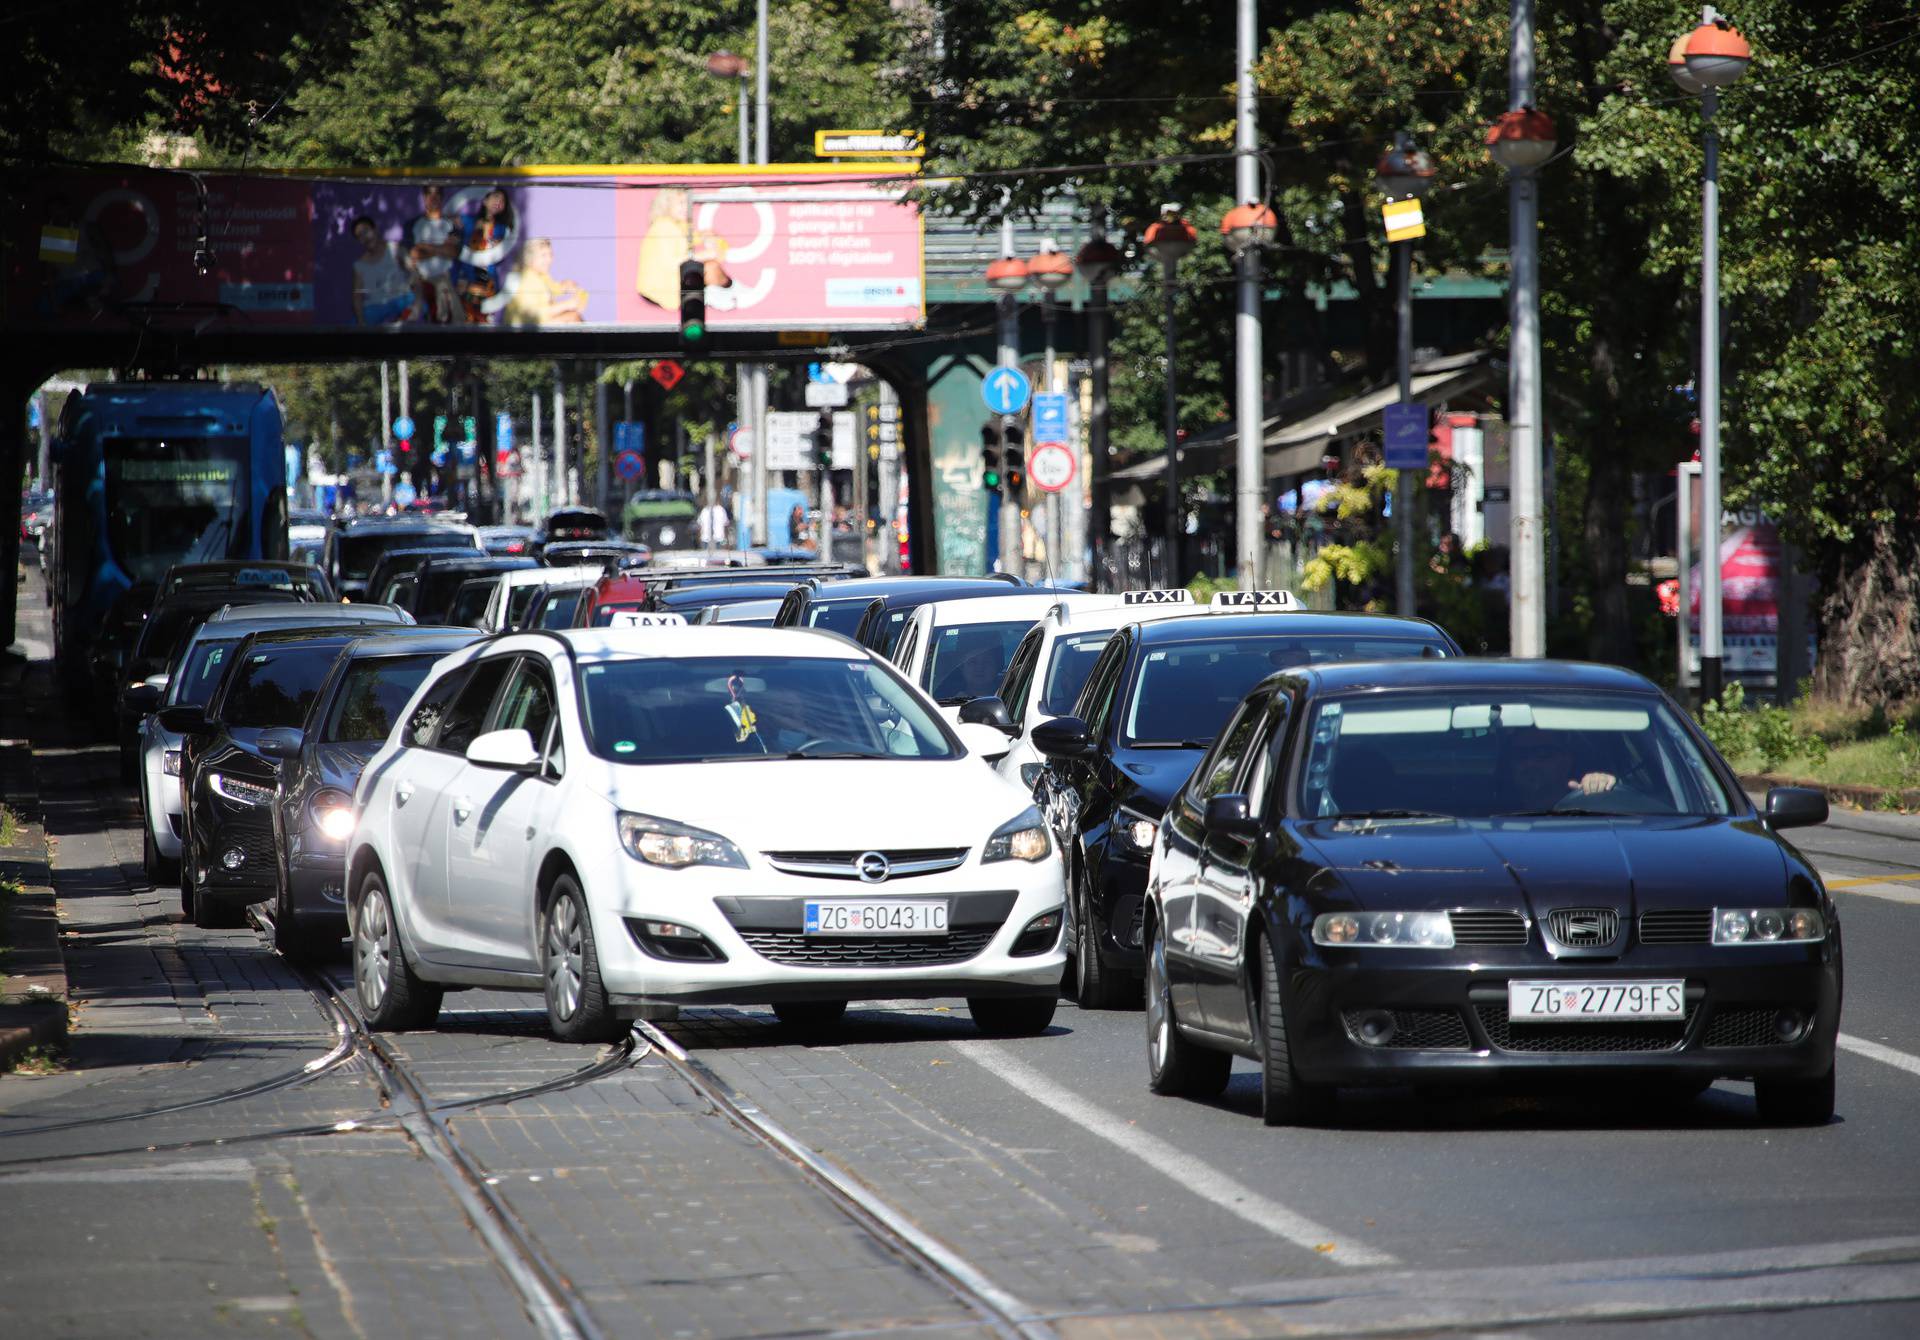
(1075, 230, 1123, 590)
(1670, 8, 1752, 705)
(986, 230, 1030, 576)
(1222, 201, 1277, 591)
(1375, 135, 1436, 618)
(1028, 238, 1075, 579)
(1144, 204, 1196, 586)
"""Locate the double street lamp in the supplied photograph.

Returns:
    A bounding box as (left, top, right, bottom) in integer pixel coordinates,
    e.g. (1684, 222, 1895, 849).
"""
(1669, 7, 1753, 704)
(1374, 134, 1435, 617)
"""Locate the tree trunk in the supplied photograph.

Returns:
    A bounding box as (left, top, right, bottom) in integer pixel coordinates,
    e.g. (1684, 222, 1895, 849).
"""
(1814, 522, 1920, 707)
(1583, 337, 1634, 664)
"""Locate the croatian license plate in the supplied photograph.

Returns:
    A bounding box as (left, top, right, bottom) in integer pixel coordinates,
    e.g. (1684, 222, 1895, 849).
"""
(804, 900, 949, 936)
(1507, 980, 1685, 1022)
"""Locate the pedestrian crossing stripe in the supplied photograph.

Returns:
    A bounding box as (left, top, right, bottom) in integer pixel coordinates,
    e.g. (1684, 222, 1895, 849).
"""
(1381, 198, 1426, 243)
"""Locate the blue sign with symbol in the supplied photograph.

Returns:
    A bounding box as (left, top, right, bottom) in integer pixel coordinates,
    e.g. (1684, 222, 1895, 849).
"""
(615, 450, 645, 481)
(496, 412, 514, 452)
(1032, 392, 1069, 445)
(430, 446, 449, 467)
(982, 366, 1032, 416)
(375, 449, 395, 476)
(392, 415, 415, 441)
(1382, 402, 1429, 470)
(393, 481, 417, 507)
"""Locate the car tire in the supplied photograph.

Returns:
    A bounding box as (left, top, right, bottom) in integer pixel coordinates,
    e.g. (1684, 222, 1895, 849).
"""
(353, 869, 442, 1032)
(540, 875, 623, 1045)
(772, 1000, 848, 1034)
(1076, 867, 1138, 1011)
(1146, 914, 1231, 1099)
(1755, 1064, 1835, 1126)
(969, 995, 1057, 1037)
(1256, 934, 1331, 1127)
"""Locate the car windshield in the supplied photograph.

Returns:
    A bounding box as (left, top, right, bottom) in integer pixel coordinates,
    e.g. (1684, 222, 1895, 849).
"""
(170, 637, 238, 708)
(1040, 631, 1114, 716)
(506, 584, 547, 626)
(219, 644, 344, 729)
(135, 591, 301, 663)
(538, 589, 585, 628)
(102, 436, 248, 583)
(579, 655, 955, 763)
(323, 654, 443, 743)
(1124, 634, 1448, 747)
(806, 597, 869, 635)
(338, 530, 472, 581)
(417, 568, 492, 621)
(1299, 690, 1735, 819)
(448, 581, 494, 628)
(925, 620, 1034, 705)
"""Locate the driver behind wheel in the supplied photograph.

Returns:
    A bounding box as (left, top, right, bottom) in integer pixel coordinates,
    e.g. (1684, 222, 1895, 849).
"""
(1506, 729, 1618, 810)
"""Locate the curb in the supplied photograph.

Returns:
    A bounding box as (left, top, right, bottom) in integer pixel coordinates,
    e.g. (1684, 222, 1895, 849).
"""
(1, 735, 66, 1072)
(1738, 770, 1920, 817)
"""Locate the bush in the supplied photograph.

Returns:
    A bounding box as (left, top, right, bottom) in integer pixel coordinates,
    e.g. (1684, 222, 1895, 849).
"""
(1696, 683, 1827, 773)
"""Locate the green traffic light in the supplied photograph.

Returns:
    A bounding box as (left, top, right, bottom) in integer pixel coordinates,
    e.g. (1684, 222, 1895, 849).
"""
(682, 319, 705, 341)
(983, 470, 1001, 488)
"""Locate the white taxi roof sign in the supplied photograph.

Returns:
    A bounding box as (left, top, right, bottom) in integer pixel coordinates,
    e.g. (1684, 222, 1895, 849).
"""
(607, 611, 688, 628)
(1122, 589, 1193, 605)
(1209, 589, 1301, 610)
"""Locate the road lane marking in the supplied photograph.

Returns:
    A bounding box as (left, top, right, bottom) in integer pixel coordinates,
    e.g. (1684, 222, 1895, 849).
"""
(0, 1156, 254, 1183)
(953, 1040, 1395, 1268)
(1825, 872, 1920, 889)
(1838, 1033, 1920, 1078)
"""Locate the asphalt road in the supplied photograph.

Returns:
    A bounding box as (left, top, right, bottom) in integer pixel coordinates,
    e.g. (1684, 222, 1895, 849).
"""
(5, 565, 1920, 1338)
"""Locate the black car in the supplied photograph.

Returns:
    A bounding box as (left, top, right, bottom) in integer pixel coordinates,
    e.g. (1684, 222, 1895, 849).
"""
(1031, 607, 1461, 1009)
(520, 582, 590, 630)
(541, 539, 651, 569)
(258, 628, 482, 961)
(541, 506, 611, 544)
(774, 575, 1023, 642)
(325, 518, 482, 599)
(1143, 659, 1840, 1127)
(403, 555, 537, 624)
(163, 624, 413, 927)
(159, 560, 335, 602)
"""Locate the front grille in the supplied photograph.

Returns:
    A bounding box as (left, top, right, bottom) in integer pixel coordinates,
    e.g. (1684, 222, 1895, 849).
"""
(1548, 907, 1620, 948)
(740, 928, 996, 968)
(1475, 1001, 1698, 1053)
(1342, 1008, 1472, 1050)
(762, 848, 970, 881)
(1640, 910, 1714, 945)
(1704, 1006, 1787, 1048)
(1449, 911, 1529, 946)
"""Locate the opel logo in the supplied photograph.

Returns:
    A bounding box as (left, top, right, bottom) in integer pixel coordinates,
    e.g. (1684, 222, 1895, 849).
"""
(855, 851, 891, 884)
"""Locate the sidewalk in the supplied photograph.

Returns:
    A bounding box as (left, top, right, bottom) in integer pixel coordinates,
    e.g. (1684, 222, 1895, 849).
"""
(0, 653, 67, 1071)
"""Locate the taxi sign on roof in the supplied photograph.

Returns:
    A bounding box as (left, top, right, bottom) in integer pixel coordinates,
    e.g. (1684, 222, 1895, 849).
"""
(1122, 589, 1192, 605)
(1210, 589, 1301, 610)
(607, 611, 688, 628)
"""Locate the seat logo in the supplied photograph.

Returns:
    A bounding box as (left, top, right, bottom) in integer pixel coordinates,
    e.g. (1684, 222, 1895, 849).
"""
(855, 851, 891, 883)
(1549, 908, 1619, 947)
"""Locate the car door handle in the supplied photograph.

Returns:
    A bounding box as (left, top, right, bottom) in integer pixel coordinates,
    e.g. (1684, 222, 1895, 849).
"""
(452, 797, 473, 823)
(395, 782, 414, 804)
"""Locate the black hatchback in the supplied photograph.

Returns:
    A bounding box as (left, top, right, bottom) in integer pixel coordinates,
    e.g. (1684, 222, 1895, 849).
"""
(163, 624, 415, 927)
(256, 628, 482, 961)
(1143, 659, 1839, 1127)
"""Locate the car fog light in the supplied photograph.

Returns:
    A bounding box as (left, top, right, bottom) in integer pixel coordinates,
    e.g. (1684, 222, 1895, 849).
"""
(1774, 1008, 1809, 1042)
(222, 848, 246, 870)
(643, 920, 700, 939)
(1351, 1009, 1398, 1047)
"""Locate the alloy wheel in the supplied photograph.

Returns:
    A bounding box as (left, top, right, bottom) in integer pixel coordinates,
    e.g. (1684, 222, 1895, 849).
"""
(545, 895, 585, 1021)
(355, 892, 391, 1012)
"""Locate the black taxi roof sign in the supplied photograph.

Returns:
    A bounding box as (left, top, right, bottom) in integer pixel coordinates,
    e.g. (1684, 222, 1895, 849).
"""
(1209, 589, 1301, 610)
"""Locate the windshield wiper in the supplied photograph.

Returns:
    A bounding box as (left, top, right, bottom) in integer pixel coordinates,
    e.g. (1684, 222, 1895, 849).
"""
(1327, 809, 1452, 821)
(784, 748, 888, 760)
(1133, 739, 1214, 750)
(1494, 807, 1618, 818)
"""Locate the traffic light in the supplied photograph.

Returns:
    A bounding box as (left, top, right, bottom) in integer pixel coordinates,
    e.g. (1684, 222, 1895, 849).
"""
(980, 423, 1001, 491)
(678, 258, 707, 345)
(813, 410, 835, 469)
(1003, 422, 1025, 493)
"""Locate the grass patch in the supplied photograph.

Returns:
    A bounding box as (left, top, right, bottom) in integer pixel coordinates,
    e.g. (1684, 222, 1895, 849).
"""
(0, 804, 19, 847)
(1702, 686, 1920, 800)
(3, 1043, 65, 1075)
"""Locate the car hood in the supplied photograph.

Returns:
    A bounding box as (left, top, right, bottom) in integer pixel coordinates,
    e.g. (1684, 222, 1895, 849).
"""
(1114, 748, 1206, 817)
(1295, 815, 1792, 914)
(602, 757, 1038, 853)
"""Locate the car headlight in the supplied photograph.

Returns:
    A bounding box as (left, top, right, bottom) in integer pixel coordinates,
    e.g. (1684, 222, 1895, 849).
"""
(1313, 911, 1455, 948)
(310, 788, 357, 843)
(1713, 906, 1826, 945)
(617, 812, 747, 870)
(984, 806, 1051, 863)
(163, 749, 182, 777)
(209, 773, 272, 807)
(1114, 808, 1159, 854)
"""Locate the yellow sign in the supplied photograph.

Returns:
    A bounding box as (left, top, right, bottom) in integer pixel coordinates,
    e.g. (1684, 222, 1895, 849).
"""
(813, 130, 924, 158)
(776, 330, 832, 347)
(1381, 198, 1426, 243)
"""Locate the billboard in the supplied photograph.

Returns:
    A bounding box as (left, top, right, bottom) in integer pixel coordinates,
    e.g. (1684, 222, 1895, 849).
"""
(7, 165, 924, 332)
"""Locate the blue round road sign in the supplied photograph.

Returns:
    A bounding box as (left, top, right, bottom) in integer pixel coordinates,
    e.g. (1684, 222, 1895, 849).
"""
(392, 415, 415, 441)
(981, 366, 1032, 416)
(615, 450, 645, 481)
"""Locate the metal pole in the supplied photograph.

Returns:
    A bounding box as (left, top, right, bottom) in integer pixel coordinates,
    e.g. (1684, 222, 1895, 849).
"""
(1161, 256, 1182, 586)
(854, 410, 869, 570)
(1507, 0, 1546, 657)
(398, 360, 411, 494)
(1088, 271, 1111, 589)
(704, 429, 717, 558)
(379, 361, 393, 508)
(594, 363, 610, 516)
(1699, 84, 1725, 704)
(553, 365, 572, 507)
(531, 390, 543, 519)
(1395, 239, 1416, 616)
(1234, 0, 1265, 592)
(878, 380, 900, 573)
(737, 74, 750, 166)
(749, 0, 771, 551)
(997, 218, 1021, 576)
(1676, 463, 1694, 696)
(1042, 293, 1060, 579)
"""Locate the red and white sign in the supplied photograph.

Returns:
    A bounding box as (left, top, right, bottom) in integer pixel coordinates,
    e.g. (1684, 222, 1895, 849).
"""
(728, 426, 752, 460)
(651, 360, 685, 390)
(1029, 443, 1076, 493)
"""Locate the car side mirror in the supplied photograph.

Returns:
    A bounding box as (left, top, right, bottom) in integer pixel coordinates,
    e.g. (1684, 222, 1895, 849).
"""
(157, 705, 212, 736)
(123, 684, 162, 714)
(256, 727, 304, 762)
(1204, 793, 1262, 839)
(1765, 786, 1828, 830)
(1029, 716, 1092, 760)
(958, 696, 1015, 734)
(954, 721, 1013, 761)
(466, 727, 541, 772)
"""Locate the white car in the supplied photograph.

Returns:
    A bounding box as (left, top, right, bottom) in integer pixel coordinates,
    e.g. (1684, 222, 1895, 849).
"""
(465, 564, 605, 632)
(891, 592, 1122, 726)
(347, 625, 1068, 1042)
(984, 590, 1208, 791)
